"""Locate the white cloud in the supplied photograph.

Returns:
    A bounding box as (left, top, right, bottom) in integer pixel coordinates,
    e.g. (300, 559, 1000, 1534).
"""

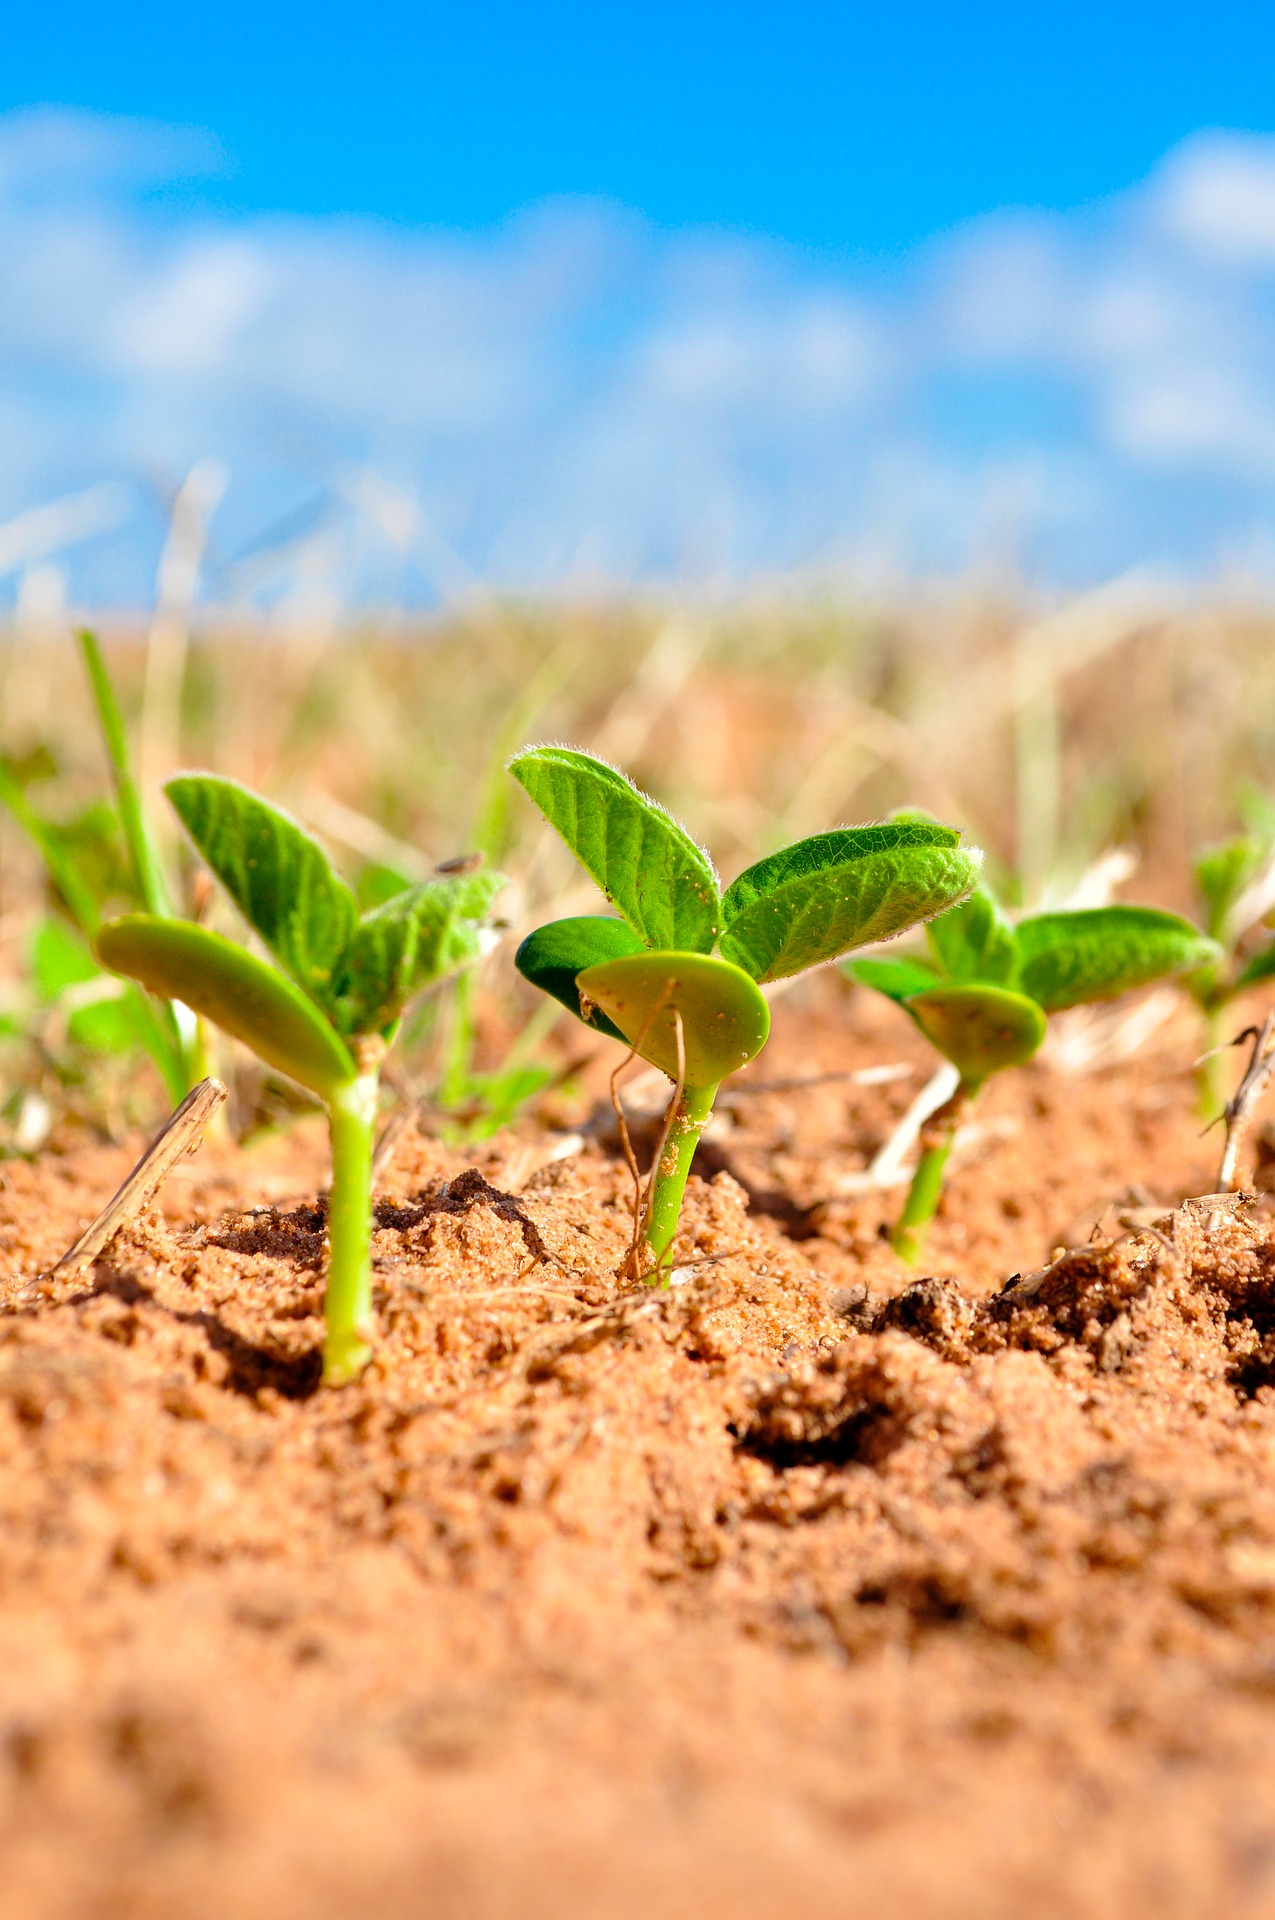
(2, 108, 1275, 603)
(1153, 132, 1275, 264)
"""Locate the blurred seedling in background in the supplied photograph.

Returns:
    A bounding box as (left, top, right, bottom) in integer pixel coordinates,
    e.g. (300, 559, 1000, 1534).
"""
(1184, 795, 1275, 1117)
(96, 775, 502, 1384)
(509, 747, 982, 1280)
(0, 630, 204, 1109)
(848, 883, 1220, 1262)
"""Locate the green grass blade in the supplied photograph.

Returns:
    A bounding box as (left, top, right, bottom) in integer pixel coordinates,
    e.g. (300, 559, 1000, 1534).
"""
(1014, 906, 1221, 1012)
(0, 762, 101, 936)
(97, 914, 357, 1099)
(720, 823, 981, 982)
(166, 774, 359, 1011)
(78, 629, 172, 918)
(509, 746, 719, 952)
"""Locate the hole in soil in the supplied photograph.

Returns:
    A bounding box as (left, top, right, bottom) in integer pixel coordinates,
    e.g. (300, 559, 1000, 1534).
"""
(1223, 1287, 1275, 1401)
(733, 1405, 887, 1469)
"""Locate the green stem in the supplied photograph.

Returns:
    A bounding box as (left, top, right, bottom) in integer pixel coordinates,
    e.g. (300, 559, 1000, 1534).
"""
(643, 1081, 717, 1280)
(892, 1081, 976, 1266)
(1197, 999, 1230, 1123)
(323, 1070, 379, 1385)
(438, 966, 476, 1110)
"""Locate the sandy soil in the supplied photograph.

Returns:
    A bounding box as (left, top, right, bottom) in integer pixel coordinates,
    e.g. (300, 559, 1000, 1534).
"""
(1, 980, 1274, 1919)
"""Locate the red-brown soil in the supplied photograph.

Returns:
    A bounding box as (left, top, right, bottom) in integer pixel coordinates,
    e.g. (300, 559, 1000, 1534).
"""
(2, 980, 1275, 1919)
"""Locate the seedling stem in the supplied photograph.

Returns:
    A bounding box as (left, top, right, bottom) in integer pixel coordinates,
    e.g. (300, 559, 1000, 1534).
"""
(892, 1085, 970, 1263)
(323, 1062, 380, 1385)
(644, 1080, 717, 1274)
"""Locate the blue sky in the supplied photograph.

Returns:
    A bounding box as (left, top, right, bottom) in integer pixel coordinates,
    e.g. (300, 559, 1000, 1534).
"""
(8, 1, 1274, 248)
(3, 3, 1275, 604)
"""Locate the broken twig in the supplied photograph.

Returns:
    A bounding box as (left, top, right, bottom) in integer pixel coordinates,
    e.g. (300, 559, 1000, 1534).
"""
(54, 1077, 228, 1273)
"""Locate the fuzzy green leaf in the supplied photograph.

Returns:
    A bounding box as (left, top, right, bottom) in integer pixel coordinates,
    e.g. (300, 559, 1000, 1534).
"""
(97, 914, 356, 1100)
(1195, 836, 1264, 943)
(166, 775, 359, 1010)
(333, 870, 505, 1034)
(1014, 906, 1220, 1013)
(576, 950, 770, 1085)
(926, 884, 1018, 985)
(509, 746, 719, 952)
(719, 823, 981, 983)
(1234, 938, 1275, 992)
(906, 985, 1046, 1085)
(844, 954, 942, 1004)
(514, 915, 646, 1040)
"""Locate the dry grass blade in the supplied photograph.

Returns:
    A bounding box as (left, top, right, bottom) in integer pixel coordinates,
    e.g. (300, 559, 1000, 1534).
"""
(54, 1077, 228, 1273)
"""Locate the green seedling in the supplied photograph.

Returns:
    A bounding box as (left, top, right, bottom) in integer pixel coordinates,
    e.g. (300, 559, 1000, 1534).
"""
(0, 631, 204, 1101)
(96, 774, 503, 1384)
(510, 747, 982, 1278)
(848, 883, 1221, 1262)
(1184, 815, 1275, 1116)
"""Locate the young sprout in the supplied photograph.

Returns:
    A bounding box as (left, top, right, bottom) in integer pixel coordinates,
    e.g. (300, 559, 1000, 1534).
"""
(96, 775, 503, 1384)
(1185, 816, 1275, 1117)
(848, 882, 1221, 1262)
(509, 747, 982, 1279)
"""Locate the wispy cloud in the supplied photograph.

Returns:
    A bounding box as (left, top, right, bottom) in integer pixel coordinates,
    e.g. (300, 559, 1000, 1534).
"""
(2, 107, 1275, 605)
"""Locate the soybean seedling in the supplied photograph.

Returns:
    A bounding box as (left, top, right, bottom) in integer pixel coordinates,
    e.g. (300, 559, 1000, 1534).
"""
(95, 775, 503, 1384)
(1184, 814, 1275, 1117)
(509, 747, 983, 1279)
(847, 881, 1221, 1262)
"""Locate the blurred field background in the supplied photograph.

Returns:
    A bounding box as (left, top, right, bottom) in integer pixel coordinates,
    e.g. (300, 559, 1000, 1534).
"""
(4, 2, 1275, 1149)
(1, 567, 1271, 1151)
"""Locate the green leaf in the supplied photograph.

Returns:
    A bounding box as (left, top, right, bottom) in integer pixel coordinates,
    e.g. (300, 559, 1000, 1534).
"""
(69, 994, 140, 1057)
(30, 917, 100, 1001)
(509, 746, 719, 952)
(1234, 938, 1275, 992)
(97, 914, 356, 1100)
(576, 950, 770, 1085)
(333, 870, 505, 1034)
(514, 915, 647, 1039)
(719, 822, 981, 983)
(905, 985, 1047, 1085)
(1195, 836, 1263, 943)
(926, 883, 1018, 985)
(844, 954, 942, 1003)
(166, 775, 359, 1009)
(1014, 906, 1221, 1013)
